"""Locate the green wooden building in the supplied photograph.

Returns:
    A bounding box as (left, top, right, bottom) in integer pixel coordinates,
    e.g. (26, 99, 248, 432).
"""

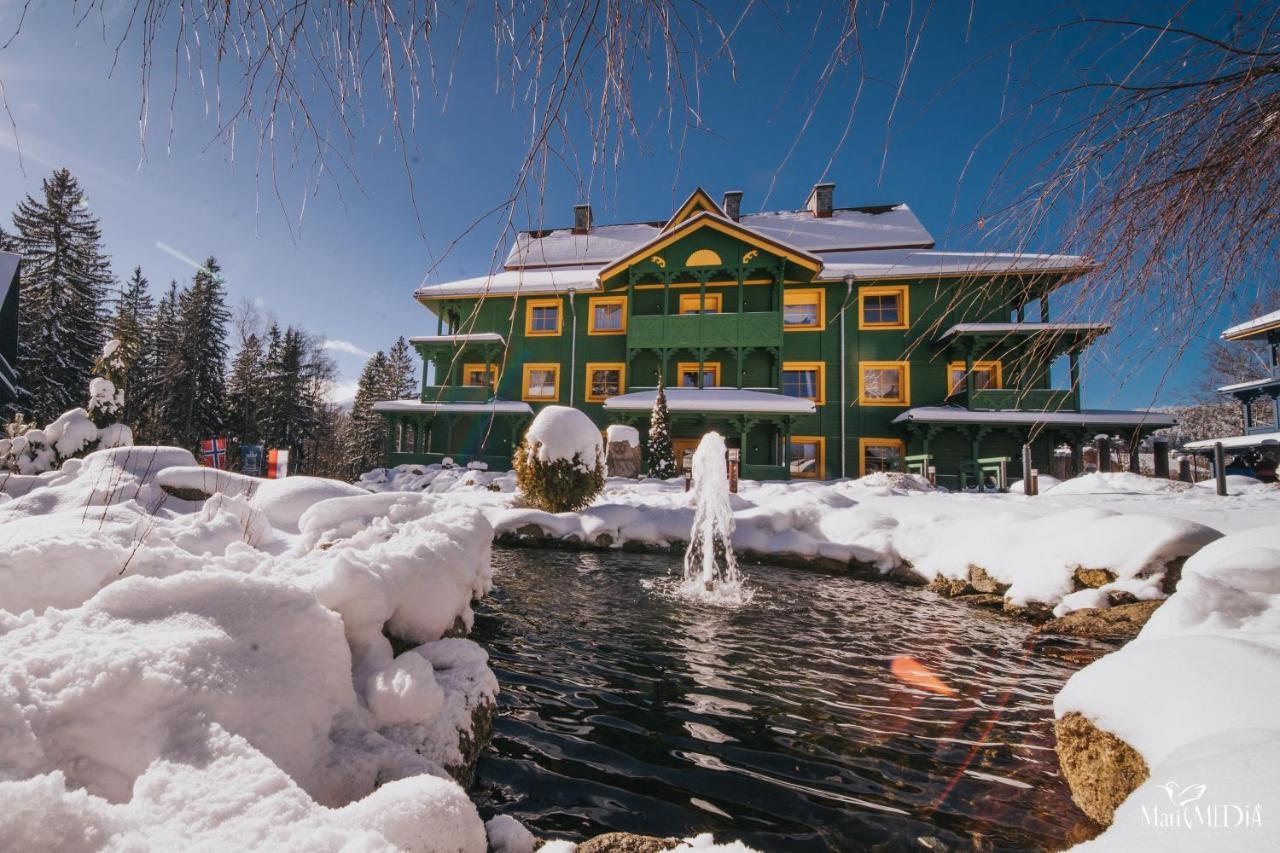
(375, 184, 1173, 485)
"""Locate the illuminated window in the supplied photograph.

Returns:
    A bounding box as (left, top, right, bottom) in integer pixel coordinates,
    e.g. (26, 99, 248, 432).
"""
(859, 285, 909, 330)
(948, 361, 1002, 395)
(677, 361, 720, 388)
(522, 363, 560, 401)
(525, 298, 562, 336)
(859, 361, 910, 406)
(788, 436, 825, 479)
(678, 292, 723, 314)
(859, 438, 906, 476)
(462, 363, 497, 389)
(585, 363, 625, 402)
(783, 289, 826, 331)
(588, 296, 627, 334)
(782, 361, 826, 405)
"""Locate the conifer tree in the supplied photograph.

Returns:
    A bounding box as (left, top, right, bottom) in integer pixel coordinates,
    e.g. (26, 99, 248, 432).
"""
(102, 267, 154, 425)
(346, 350, 392, 478)
(385, 336, 418, 399)
(11, 168, 112, 422)
(260, 325, 324, 471)
(224, 333, 265, 447)
(647, 369, 676, 478)
(170, 258, 231, 448)
(136, 281, 181, 444)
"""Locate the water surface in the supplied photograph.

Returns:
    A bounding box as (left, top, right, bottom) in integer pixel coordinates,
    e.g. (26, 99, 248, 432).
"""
(471, 548, 1097, 851)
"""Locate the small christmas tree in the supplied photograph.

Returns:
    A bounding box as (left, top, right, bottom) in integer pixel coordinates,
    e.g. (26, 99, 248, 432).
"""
(647, 369, 676, 478)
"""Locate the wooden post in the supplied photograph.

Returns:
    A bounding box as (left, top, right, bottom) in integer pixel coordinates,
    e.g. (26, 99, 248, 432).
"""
(1178, 455, 1192, 483)
(1153, 436, 1170, 479)
(1128, 440, 1141, 474)
(727, 448, 740, 494)
(1021, 443, 1037, 496)
(1214, 442, 1228, 496)
(1095, 434, 1111, 473)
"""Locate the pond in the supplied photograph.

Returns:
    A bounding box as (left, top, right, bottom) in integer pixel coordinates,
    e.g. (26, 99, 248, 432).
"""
(471, 548, 1098, 851)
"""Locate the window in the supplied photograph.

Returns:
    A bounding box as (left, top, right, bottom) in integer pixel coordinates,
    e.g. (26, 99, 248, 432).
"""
(782, 361, 826, 405)
(859, 285, 909, 330)
(858, 361, 911, 406)
(522, 363, 560, 401)
(859, 438, 906, 476)
(947, 361, 1002, 395)
(788, 436, 825, 479)
(783, 289, 826, 331)
(677, 361, 720, 388)
(588, 296, 627, 335)
(585, 363, 625, 402)
(678, 292, 723, 314)
(525, 297, 562, 336)
(462, 363, 497, 389)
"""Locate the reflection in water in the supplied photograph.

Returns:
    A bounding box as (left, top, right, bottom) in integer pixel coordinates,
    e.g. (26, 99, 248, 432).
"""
(471, 548, 1099, 851)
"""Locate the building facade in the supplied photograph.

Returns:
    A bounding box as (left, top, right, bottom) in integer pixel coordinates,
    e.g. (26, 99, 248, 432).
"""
(376, 185, 1172, 485)
(0, 251, 20, 414)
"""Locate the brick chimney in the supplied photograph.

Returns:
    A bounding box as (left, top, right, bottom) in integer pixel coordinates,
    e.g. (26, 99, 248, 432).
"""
(805, 182, 834, 218)
(722, 190, 743, 222)
(572, 203, 592, 234)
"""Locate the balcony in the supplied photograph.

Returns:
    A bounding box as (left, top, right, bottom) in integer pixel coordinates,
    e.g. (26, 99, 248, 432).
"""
(628, 310, 782, 350)
(967, 388, 1079, 412)
(419, 384, 492, 403)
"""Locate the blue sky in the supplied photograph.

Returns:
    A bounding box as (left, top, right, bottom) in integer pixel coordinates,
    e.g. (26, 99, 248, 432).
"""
(0, 1, 1251, 405)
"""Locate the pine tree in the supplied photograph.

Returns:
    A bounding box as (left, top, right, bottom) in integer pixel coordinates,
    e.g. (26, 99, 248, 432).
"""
(647, 369, 676, 478)
(101, 267, 153, 425)
(260, 326, 324, 471)
(11, 168, 112, 422)
(225, 332, 265, 448)
(346, 350, 392, 478)
(135, 281, 180, 443)
(385, 336, 418, 399)
(170, 258, 231, 448)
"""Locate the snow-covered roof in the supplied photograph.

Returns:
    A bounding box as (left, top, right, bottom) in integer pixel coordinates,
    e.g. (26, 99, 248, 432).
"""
(1184, 431, 1280, 451)
(602, 388, 816, 414)
(816, 249, 1089, 281)
(892, 406, 1175, 428)
(415, 267, 602, 299)
(1217, 376, 1280, 394)
(1222, 309, 1280, 341)
(937, 322, 1111, 340)
(503, 204, 933, 270)
(372, 400, 532, 415)
(408, 333, 506, 346)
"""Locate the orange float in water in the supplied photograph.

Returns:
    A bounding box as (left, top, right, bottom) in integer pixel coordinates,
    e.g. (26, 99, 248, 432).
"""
(890, 655, 957, 696)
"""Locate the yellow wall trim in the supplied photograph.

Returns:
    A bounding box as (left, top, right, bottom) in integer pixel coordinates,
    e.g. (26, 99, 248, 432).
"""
(587, 295, 628, 335)
(524, 297, 563, 336)
(858, 284, 910, 330)
(782, 361, 827, 406)
(788, 435, 826, 480)
(858, 437, 906, 477)
(678, 292, 723, 314)
(783, 288, 827, 331)
(858, 360, 911, 406)
(676, 361, 721, 388)
(585, 362, 626, 403)
(521, 363, 560, 402)
(946, 360, 1003, 395)
(462, 363, 498, 388)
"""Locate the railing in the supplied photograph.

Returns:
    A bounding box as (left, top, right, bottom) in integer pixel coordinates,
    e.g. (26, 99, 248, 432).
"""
(419, 384, 492, 403)
(967, 388, 1079, 412)
(628, 311, 782, 349)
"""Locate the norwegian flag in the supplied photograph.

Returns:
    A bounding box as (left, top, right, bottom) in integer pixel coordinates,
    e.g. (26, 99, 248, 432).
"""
(200, 437, 227, 469)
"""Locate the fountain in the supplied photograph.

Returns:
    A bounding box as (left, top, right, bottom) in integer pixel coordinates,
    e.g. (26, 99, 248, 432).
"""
(680, 432, 752, 605)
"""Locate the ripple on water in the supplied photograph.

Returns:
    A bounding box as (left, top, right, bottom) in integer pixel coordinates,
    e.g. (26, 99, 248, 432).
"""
(471, 548, 1100, 851)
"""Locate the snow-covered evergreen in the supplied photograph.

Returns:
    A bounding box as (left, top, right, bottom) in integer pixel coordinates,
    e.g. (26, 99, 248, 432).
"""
(169, 258, 231, 448)
(225, 332, 265, 446)
(346, 350, 393, 479)
(102, 267, 154, 421)
(386, 335, 419, 399)
(11, 169, 113, 423)
(647, 371, 676, 478)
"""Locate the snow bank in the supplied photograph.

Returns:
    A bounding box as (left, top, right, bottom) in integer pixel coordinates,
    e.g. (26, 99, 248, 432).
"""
(522, 405, 603, 471)
(1058, 525, 1280, 851)
(0, 446, 499, 851)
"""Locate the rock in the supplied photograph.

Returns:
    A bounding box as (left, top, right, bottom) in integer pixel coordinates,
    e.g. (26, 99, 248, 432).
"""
(1054, 711, 1150, 825)
(886, 563, 928, 586)
(592, 532, 615, 549)
(447, 698, 494, 787)
(967, 565, 1010, 595)
(1031, 601, 1163, 643)
(927, 575, 974, 598)
(159, 483, 211, 502)
(605, 439, 642, 479)
(953, 593, 1005, 609)
(1073, 567, 1117, 589)
(1161, 556, 1187, 595)
(514, 523, 548, 539)
(574, 833, 679, 853)
(1001, 599, 1054, 624)
(1105, 590, 1139, 607)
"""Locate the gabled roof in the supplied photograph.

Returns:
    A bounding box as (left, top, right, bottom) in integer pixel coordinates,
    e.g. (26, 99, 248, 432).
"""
(663, 188, 724, 231)
(596, 211, 823, 282)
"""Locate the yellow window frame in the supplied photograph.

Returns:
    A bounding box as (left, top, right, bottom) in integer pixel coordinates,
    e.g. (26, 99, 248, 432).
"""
(676, 361, 720, 388)
(947, 360, 1003, 396)
(782, 361, 826, 405)
(858, 360, 911, 406)
(783, 288, 826, 331)
(787, 435, 826, 480)
(677, 292, 723, 314)
(524, 297, 563, 336)
(859, 438, 907, 477)
(585, 362, 626, 403)
(462, 363, 498, 388)
(521, 363, 560, 401)
(588, 295, 627, 335)
(858, 285, 909, 330)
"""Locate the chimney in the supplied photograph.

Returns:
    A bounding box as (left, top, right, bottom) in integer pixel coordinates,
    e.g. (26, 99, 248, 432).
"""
(572, 203, 592, 234)
(806, 182, 835, 218)
(722, 190, 743, 222)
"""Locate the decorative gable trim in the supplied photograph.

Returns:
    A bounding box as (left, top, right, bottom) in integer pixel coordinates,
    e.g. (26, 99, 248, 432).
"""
(663, 187, 725, 231)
